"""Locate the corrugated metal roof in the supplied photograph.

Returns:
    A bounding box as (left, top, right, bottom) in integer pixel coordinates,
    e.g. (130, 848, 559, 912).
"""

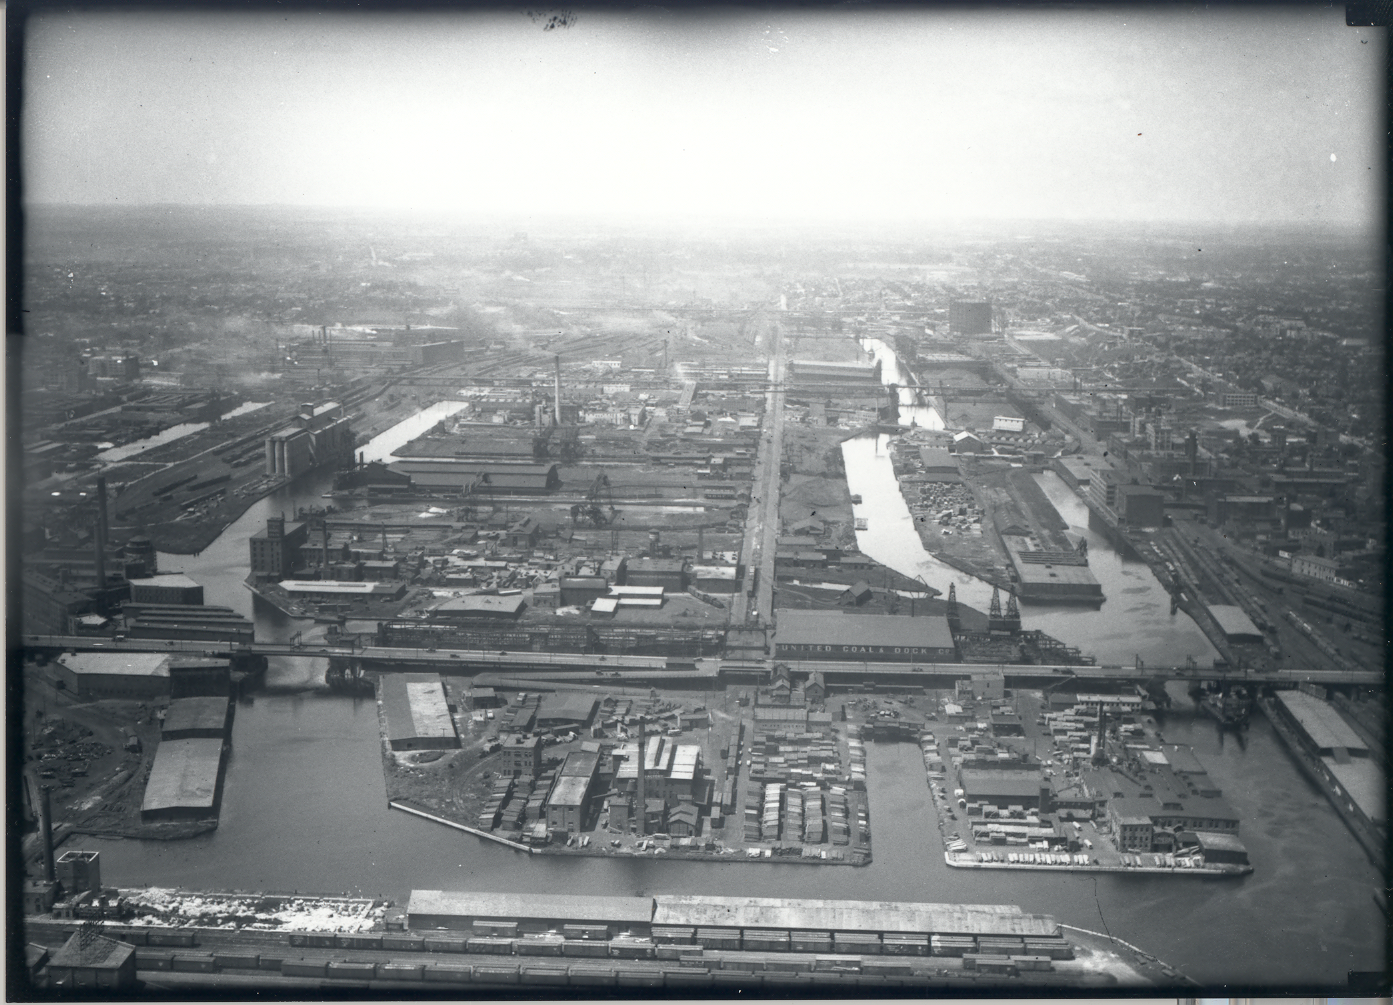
(650, 895, 1055, 937)
(407, 890, 653, 924)
(141, 737, 224, 812)
(1275, 690, 1366, 753)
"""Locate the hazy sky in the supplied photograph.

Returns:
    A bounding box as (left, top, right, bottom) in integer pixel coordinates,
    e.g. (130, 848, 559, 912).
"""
(22, 6, 1385, 225)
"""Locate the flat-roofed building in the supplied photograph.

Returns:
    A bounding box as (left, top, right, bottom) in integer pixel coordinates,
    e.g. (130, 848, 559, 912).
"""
(279, 579, 407, 601)
(381, 673, 459, 751)
(773, 610, 957, 662)
(546, 750, 600, 834)
(1207, 605, 1264, 645)
(1052, 456, 1094, 489)
(430, 595, 526, 621)
(625, 557, 686, 591)
(141, 737, 227, 820)
(407, 890, 655, 935)
(55, 652, 171, 700)
(160, 696, 234, 740)
(249, 516, 309, 579)
(959, 768, 1050, 811)
(651, 895, 1056, 939)
(500, 735, 542, 777)
(127, 573, 204, 606)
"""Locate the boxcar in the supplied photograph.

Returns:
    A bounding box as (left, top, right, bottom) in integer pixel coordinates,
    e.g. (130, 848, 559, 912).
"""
(171, 954, 216, 973)
(134, 950, 174, 971)
(473, 963, 521, 984)
(341, 934, 383, 950)
(326, 961, 378, 980)
(147, 930, 196, 948)
(212, 952, 259, 970)
(381, 934, 426, 953)
(518, 965, 569, 986)
(423, 937, 467, 954)
(422, 964, 474, 984)
(281, 958, 329, 979)
(377, 961, 426, 981)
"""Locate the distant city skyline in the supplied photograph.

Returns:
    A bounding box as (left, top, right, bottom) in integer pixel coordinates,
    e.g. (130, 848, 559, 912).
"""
(23, 6, 1384, 226)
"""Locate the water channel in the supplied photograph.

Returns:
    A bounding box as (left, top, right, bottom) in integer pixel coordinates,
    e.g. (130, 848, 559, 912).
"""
(75, 397, 1383, 987)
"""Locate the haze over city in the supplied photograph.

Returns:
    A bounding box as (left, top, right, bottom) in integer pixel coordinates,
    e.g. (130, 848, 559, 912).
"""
(23, 6, 1383, 225)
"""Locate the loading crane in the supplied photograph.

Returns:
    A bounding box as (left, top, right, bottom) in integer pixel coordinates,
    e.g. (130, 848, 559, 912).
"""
(571, 472, 617, 527)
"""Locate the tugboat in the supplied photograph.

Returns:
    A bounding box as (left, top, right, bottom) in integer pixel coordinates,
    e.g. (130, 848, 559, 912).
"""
(1197, 683, 1252, 729)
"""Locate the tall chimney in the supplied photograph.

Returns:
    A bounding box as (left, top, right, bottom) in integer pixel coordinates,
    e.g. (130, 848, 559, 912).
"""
(697, 527, 704, 563)
(321, 518, 330, 576)
(636, 720, 647, 837)
(553, 354, 563, 427)
(40, 785, 56, 885)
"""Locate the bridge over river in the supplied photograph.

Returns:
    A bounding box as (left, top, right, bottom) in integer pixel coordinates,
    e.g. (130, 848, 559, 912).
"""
(24, 635, 1379, 689)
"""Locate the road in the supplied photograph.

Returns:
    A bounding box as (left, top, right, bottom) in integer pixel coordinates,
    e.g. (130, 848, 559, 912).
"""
(730, 313, 787, 626)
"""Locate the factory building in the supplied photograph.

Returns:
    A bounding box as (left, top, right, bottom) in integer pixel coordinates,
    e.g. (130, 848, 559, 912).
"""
(381, 673, 459, 751)
(614, 736, 703, 807)
(773, 610, 958, 663)
(264, 402, 355, 479)
(127, 573, 204, 606)
(140, 737, 228, 821)
(160, 696, 234, 740)
(624, 557, 687, 592)
(948, 301, 994, 336)
(249, 516, 309, 579)
(546, 750, 600, 834)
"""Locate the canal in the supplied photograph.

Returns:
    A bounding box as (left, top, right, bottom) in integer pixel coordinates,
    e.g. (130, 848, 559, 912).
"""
(74, 400, 1383, 987)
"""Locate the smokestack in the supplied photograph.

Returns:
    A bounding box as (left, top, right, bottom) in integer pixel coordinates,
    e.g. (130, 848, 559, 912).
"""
(321, 518, 330, 576)
(40, 785, 56, 885)
(553, 355, 562, 427)
(636, 720, 647, 837)
(697, 527, 704, 563)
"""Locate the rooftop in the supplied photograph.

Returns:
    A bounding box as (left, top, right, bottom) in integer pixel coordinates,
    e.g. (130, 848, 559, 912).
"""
(48, 932, 136, 971)
(1275, 690, 1366, 754)
(58, 652, 170, 679)
(128, 573, 202, 591)
(1207, 604, 1263, 640)
(382, 673, 457, 743)
(432, 595, 526, 617)
(407, 890, 654, 925)
(161, 697, 231, 736)
(650, 895, 1056, 937)
(141, 737, 224, 813)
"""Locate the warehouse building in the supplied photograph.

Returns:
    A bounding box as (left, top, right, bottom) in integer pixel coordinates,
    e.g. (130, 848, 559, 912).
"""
(958, 768, 1051, 812)
(430, 595, 526, 621)
(127, 573, 204, 606)
(381, 673, 459, 751)
(499, 735, 542, 777)
(949, 301, 994, 336)
(788, 359, 883, 386)
(1271, 690, 1383, 829)
(650, 895, 1057, 939)
(773, 610, 958, 662)
(1207, 605, 1264, 645)
(546, 750, 600, 834)
(264, 402, 354, 479)
(386, 459, 560, 493)
(279, 580, 407, 602)
(625, 557, 687, 591)
(45, 930, 138, 991)
(535, 692, 599, 730)
(121, 603, 256, 645)
(249, 516, 309, 579)
(160, 696, 234, 740)
(54, 652, 173, 700)
(140, 737, 228, 820)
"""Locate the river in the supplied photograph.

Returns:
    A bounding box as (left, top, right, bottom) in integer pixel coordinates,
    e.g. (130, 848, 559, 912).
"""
(72, 400, 1383, 987)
